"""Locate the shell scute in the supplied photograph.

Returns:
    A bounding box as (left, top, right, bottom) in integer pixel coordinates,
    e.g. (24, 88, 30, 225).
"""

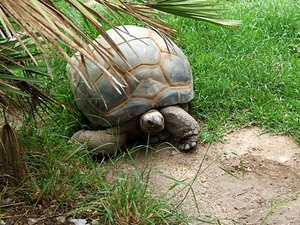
(161, 53, 192, 86)
(131, 78, 167, 100)
(123, 99, 152, 118)
(100, 26, 151, 48)
(121, 39, 160, 68)
(126, 65, 164, 88)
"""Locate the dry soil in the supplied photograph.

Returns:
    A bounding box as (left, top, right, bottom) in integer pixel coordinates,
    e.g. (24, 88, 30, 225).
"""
(117, 126, 300, 224)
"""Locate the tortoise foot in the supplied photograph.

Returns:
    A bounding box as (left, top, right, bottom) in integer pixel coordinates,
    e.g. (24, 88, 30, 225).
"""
(70, 129, 127, 155)
(160, 105, 200, 151)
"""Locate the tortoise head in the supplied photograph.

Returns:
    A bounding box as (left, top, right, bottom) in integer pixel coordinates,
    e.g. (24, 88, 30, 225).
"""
(140, 109, 164, 135)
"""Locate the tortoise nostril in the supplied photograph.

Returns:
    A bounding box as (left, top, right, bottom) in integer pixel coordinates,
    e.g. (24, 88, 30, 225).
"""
(147, 120, 154, 126)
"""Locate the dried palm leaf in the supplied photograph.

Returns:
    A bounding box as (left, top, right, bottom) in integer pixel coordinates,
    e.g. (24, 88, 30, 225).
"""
(142, 0, 242, 27)
(0, 112, 27, 183)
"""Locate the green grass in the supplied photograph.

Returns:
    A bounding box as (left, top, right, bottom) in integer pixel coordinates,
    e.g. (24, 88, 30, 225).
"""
(1, 0, 300, 224)
(173, 0, 300, 142)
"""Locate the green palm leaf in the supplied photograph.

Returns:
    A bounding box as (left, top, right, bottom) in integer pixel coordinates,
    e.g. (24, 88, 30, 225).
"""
(136, 0, 242, 27)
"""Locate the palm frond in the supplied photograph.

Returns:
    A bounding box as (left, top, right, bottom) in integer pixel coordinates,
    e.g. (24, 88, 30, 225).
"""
(141, 0, 242, 27)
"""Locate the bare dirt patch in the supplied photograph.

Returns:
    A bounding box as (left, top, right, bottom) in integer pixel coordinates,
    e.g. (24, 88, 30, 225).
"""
(118, 127, 300, 224)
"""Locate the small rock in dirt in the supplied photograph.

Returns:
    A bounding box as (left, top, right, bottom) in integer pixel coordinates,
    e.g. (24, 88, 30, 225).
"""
(56, 216, 66, 223)
(70, 219, 88, 225)
(28, 218, 38, 225)
(279, 157, 289, 163)
(91, 219, 99, 225)
(1, 198, 15, 205)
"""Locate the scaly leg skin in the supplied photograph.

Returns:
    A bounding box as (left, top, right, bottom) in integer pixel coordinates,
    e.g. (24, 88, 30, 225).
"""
(71, 128, 127, 155)
(160, 105, 200, 151)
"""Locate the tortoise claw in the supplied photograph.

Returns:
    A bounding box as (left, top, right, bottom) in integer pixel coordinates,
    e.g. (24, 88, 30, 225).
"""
(179, 141, 197, 151)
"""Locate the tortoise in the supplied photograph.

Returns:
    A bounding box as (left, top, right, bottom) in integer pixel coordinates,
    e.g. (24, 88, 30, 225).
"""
(67, 25, 200, 155)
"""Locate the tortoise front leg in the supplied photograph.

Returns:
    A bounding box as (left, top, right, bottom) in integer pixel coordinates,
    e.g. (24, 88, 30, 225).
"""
(160, 105, 200, 151)
(71, 128, 127, 155)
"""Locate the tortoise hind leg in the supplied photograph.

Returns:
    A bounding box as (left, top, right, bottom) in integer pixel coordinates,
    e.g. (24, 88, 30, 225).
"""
(160, 105, 200, 151)
(71, 128, 127, 155)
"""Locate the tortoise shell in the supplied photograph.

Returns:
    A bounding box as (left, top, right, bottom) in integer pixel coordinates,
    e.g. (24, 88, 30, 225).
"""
(67, 25, 193, 127)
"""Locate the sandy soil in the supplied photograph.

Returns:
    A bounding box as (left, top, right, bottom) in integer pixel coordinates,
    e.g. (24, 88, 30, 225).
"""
(117, 127, 300, 224)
